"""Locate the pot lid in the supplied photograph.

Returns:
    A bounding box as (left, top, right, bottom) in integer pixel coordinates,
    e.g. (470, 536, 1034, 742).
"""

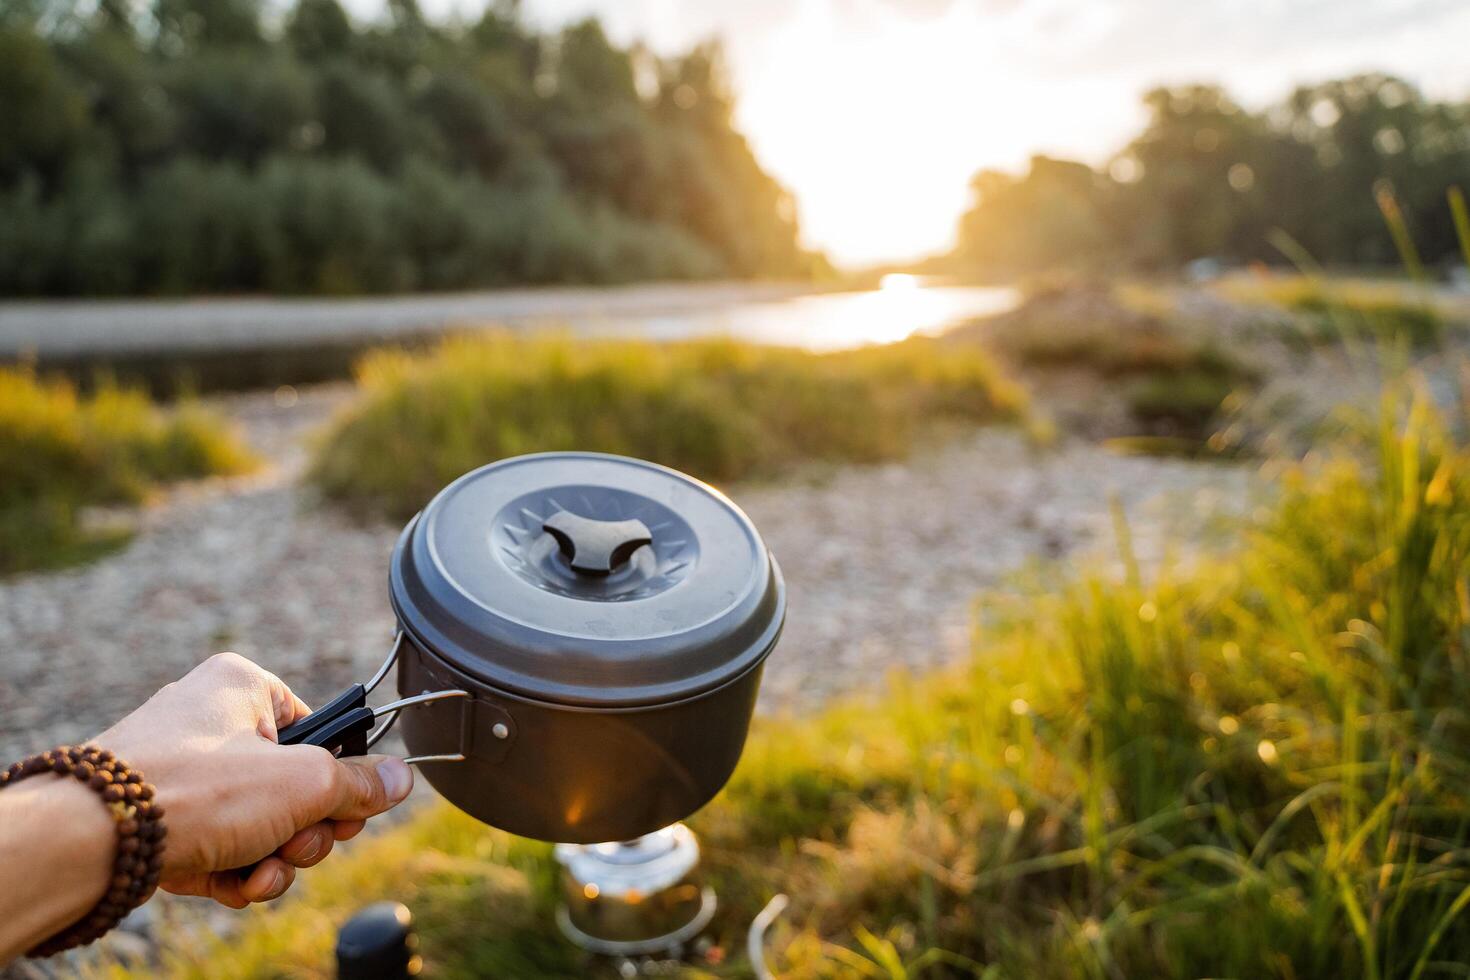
(389, 452, 785, 708)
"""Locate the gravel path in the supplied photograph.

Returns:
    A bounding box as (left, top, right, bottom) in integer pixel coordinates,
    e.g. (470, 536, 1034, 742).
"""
(0, 387, 1255, 760)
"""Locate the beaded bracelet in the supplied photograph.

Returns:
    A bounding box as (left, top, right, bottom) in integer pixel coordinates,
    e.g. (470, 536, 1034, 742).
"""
(0, 744, 167, 958)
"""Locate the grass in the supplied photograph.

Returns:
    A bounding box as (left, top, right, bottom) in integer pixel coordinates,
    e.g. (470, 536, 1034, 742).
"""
(981, 286, 1246, 379)
(1123, 370, 1241, 432)
(309, 332, 1027, 519)
(98, 378, 1470, 978)
(964, 281, 1260, 441)
(1223, 276, 1448, 349)
(0, 367, 255, 574)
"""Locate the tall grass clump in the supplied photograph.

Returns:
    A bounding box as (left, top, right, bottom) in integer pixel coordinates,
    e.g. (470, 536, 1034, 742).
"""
(310, 333, 1026, 518)
(958, 281, 1259, 441)
(735, 383, 1470, 977)
(142, 381, 1470, 979)
(0, 368, 254, 573)
(1227, 276, 1448, 349)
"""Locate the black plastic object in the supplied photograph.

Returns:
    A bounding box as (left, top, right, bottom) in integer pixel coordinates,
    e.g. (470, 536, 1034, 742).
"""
(542, 510, 653, 575)
(336, 902, 420, 980)
(278, 684, 372, 756)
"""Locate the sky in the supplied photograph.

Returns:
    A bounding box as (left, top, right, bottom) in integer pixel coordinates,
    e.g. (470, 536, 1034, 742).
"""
(368, 0, 1470, 267)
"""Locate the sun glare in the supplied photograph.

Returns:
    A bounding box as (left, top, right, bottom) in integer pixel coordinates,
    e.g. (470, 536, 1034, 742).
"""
(725, 2, 1127, 268)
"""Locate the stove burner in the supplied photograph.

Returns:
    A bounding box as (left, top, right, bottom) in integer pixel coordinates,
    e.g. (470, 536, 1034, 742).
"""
(553, 823, 715, 957)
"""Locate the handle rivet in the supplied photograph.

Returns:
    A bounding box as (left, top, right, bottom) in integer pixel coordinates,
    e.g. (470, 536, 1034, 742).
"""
(492, 723, 510, 740)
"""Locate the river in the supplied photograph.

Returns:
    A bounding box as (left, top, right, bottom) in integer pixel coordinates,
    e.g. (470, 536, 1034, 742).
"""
(0, 277, 1017, 359)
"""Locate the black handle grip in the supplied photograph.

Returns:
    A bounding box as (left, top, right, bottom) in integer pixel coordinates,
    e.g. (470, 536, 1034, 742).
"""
(278, 684, 373, 757)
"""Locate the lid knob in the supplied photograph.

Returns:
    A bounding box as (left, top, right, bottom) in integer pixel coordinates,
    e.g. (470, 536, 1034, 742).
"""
(543, 510, 653, 577)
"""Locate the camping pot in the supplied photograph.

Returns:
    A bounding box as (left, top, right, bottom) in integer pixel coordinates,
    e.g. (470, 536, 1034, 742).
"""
(278, 452, 785, 844)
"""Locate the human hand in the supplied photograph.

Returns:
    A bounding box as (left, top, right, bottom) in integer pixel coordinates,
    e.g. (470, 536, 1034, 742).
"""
(99, 653, 413, 908)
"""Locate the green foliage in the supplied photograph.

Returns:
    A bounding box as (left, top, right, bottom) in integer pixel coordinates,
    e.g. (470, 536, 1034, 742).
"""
(118, 387, 1470, 978)
(0, 367, 254, 574)
(0, 2, 823, 295)
(970, 282, 1258, 437)
(1275, 280, 1444, 348)
(309, 333, 1026, 519)
(979, 284, 1252, 378)
(956, 75, 1470, 275)
(1124, 370, 1239, 430)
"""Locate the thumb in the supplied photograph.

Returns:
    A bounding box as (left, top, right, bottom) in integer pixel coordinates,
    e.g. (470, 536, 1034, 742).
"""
(328, 755, 414, 821)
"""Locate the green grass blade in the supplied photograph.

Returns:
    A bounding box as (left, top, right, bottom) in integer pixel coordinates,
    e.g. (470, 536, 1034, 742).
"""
(1407, 883, 1470, 980)
(1450, 186, 1470, 275)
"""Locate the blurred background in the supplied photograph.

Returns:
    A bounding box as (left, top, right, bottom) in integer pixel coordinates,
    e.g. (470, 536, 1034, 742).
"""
(3, 0, 1470, 977)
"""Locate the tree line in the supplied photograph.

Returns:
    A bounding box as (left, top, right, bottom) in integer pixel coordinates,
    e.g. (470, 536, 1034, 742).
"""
(954, 75, 1470, 277)
(0, 0, 826, 296)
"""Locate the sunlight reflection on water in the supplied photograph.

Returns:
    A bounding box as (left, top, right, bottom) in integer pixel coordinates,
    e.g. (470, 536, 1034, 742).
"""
(584, 278, 1018, 351)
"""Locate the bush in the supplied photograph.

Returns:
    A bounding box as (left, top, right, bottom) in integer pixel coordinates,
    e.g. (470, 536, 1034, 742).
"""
(1228, 277, 1448, 348)
(0, 368, 255, 573)
(975, 282, 1257, 380)
(129, 386, 1470, 978)
(958, 282, 1258, 441)
(1125, 369, 1239, 430)
(310, 333, 1026, 519)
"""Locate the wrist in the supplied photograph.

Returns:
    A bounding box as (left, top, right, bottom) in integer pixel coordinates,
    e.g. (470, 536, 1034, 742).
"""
(0, 746, 168, 960)
(0, 777, 115, 962)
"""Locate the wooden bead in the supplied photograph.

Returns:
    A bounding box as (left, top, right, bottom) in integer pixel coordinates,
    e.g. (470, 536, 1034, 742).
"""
(4, 745, 165, 956)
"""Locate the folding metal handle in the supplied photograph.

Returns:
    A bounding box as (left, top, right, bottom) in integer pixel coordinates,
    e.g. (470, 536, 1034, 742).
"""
(276, 634, 470, 765)
(278, 685, 469, 763)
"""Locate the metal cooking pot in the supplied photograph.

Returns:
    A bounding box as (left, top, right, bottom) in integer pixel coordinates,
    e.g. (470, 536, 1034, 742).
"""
(278, 452, 785, 844)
